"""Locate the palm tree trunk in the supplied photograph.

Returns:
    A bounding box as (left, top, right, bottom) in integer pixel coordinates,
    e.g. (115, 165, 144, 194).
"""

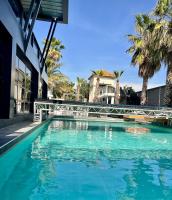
(115, 80, 120, 104)
(76, 86, 80, 101)
(94, 77, 100, 103)
(141, 76, 148, 105)
(164, 64, 172, 107)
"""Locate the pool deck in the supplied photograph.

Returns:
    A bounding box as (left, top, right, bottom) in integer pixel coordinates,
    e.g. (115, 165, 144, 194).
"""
(0, 120, 40, 154)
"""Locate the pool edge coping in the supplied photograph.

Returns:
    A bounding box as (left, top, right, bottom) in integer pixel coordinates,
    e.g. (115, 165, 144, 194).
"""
(0, 119, 51, 156)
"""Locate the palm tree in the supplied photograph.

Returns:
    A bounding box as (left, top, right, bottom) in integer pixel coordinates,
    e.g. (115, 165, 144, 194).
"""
(153, 0, 172, 106)
(91, 70, 104, 103)
(76, 77, 84, 101)
(114, 71, 124, 104)
(79, 79, 89, 101)
(61, 81, 75, 100)
(127, 14, 161, 105)
(45, 37, 75, 99)
(48, 73, 68, 98)
(45, 38, 67, 98)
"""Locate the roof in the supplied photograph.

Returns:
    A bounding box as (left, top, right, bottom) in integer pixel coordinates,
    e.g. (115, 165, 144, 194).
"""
(20, 0, 68, 23)
(100, 70, 114, 78)
(89, 70, 115, 80)
(137, 85, 165, 93)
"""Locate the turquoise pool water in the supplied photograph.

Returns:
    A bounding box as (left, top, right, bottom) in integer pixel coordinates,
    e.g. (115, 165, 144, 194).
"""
(0, 119, 172, 200)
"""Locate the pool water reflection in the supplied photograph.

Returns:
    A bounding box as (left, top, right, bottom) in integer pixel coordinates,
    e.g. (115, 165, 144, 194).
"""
(0, 119, 172, 200)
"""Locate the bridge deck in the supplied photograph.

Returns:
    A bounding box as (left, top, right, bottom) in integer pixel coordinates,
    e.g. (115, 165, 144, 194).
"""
(34, 101, 172, 122)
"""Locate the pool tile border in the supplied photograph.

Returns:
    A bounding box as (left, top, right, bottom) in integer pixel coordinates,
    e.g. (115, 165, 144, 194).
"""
(0, 119, 51, 156)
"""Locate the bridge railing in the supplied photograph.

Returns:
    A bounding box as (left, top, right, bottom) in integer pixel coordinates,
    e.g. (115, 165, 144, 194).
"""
(34, 100, 172, 122)
(34, 99, 172, 110)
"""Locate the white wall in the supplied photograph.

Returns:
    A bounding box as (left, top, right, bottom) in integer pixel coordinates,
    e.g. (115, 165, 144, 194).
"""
(89, 76, 115, 103)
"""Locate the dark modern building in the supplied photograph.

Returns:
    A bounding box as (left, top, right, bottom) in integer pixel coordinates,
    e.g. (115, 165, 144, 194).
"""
(0, 0, 68, 119)
(137, 85, 166, 107)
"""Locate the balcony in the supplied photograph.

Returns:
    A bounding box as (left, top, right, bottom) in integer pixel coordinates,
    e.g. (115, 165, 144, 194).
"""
(99, 85, 115, 98)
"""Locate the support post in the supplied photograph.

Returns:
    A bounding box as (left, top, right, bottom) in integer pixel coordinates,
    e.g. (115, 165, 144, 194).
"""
(41, 18, 58, 74)
(106, 97, 108, 104)
(33, 102, 37, 121)
(40, 109, 42, 123)
(25, 0, 42, 51)
(34, 102, 36, 116)
(40, 19, 54, 63)
(24, 0, 35, 32)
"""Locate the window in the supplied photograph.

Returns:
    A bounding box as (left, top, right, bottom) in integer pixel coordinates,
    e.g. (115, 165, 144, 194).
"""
(15, 56, 32, 113)
(99, 86, 106, 95)
(108, 86, 115, 93)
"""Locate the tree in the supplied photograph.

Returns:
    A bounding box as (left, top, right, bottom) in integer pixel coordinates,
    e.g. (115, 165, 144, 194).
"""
(46, 38, 64, 78)
(45, 37, 74, 99)
(153, 0, 172, 106)
(127, 14, 161, 105)
(127, 88, 140, 105)
(91, 70, 104, 102)
(45, 38, 64, 97)
(61, 81, 75, 100)
(76, 77, 83, 101)
(79, 79, 89, 101)
(114, 70, 124, 104)
(52, 77, 74, 99)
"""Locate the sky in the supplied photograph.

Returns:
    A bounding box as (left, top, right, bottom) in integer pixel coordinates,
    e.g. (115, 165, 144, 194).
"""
(34, 0, 167, 91)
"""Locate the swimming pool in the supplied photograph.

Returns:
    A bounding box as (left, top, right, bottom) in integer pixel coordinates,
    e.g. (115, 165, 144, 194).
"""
(0, 119, 172, 200)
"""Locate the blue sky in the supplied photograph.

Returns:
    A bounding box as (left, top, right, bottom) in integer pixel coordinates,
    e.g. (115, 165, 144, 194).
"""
(34, 0, 166, 91)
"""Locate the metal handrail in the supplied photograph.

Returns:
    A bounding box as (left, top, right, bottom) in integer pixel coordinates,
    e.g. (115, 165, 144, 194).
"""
(34, 101, 172, 122)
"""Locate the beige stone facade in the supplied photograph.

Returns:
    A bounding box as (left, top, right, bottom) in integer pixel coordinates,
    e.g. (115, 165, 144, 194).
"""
(89, 72, 115, 104)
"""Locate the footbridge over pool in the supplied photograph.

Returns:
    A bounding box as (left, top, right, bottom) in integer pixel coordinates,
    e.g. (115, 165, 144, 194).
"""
(34, 100, 172, 123)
